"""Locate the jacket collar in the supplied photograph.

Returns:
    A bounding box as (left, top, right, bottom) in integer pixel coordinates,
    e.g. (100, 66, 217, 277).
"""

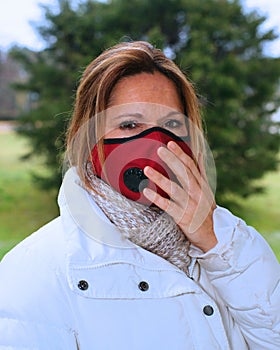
(58, 168, 200, 296)
(58, 168, 134, 249)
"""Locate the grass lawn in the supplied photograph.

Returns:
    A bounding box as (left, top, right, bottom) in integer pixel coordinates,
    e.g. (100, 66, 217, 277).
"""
(0, 128, 279, 261)
(0, 129, 58, 259)
(235, 170, 280, 261)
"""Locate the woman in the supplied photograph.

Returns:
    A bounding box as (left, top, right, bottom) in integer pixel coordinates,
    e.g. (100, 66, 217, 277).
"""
(0, 41, 279, 349)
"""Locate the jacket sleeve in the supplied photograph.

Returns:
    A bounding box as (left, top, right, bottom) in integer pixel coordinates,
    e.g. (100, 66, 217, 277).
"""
(0, 221, 78, 350)
(0, 318, 78, 350)
(189, 206, 280, 349)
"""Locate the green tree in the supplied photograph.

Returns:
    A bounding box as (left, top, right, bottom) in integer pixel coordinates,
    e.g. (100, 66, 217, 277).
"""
(12, 0, 280, 205)
(176, 0, 280, 204)
(11, 0, 108, 188)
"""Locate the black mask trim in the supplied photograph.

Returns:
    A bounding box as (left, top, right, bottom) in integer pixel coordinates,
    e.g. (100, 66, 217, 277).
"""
(104, 126, 190, 144)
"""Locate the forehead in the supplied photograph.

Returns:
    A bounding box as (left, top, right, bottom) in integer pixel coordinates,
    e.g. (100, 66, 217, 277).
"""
(104, 102, 185, 121)
(108, 71, 184, 113)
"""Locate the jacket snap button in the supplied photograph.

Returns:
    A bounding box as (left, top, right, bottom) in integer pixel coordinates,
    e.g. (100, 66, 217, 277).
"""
(138, 281, 149, 292)
(203, 305, 214, 316)
(78, 280, 89, 291)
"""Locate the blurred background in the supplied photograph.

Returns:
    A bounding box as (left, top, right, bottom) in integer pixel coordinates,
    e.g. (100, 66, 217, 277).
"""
(0, 0, 279, 260)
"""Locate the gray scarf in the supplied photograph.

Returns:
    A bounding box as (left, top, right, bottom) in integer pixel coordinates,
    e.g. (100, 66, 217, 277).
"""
(87, 166, 191, 274)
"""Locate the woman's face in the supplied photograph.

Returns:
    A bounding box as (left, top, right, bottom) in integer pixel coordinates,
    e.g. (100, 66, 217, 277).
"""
(104, 72, 188, 138)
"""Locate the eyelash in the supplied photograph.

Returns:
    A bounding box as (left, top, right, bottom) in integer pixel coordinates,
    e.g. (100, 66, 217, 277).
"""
(119, 121, 140, 130)
(164, 119, 183, 129)
(119, 119, 183, 130)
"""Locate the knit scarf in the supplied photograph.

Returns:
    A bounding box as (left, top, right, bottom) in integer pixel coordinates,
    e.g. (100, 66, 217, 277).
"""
(86, 165, 191, 274)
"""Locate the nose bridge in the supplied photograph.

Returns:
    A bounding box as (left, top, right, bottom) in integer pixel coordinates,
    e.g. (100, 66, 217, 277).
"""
(141, 122, 158, 134)
(146, 128, 171, 146)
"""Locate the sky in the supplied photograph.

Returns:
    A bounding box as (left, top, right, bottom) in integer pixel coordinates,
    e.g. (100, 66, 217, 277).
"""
(0, 0, 280, 55)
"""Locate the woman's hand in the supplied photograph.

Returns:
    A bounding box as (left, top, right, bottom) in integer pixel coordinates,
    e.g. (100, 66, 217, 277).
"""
(143, 141, 217, 253)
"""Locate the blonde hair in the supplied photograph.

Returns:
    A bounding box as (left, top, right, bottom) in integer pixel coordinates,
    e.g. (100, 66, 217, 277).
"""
(66, 41, 203, 186)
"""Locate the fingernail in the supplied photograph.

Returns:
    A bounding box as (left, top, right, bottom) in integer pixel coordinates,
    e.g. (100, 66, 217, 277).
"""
(157, 146, 167, 157)
(143, 187, 154, 199)
(168, 141, 176, 150)
(144, 166, 153, 176)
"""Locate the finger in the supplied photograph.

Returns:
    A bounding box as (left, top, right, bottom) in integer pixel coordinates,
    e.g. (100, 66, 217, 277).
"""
(166, 141, 201, 183)
(143, 187, 185, 224)
(143, 166, 187, 205)
(157, 146, 194, 189)
(157, 145, 215, 212)
(196, 151, 216, 204)
(197, 152, 208, 182)
(166, 142, 214, 199)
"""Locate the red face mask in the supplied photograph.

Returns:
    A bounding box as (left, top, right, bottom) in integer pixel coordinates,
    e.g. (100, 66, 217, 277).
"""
(91, 127, 193, 205)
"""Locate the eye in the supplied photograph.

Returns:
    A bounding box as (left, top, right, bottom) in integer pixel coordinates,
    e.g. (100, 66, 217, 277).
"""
(119, 120, 140, 130)
(164, 119, 184, 129)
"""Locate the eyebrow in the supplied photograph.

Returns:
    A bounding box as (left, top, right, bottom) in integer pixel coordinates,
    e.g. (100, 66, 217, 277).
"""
(111, 110, 185, 121)
(157, 110, 185, 121)
(111, 113, 144, 120)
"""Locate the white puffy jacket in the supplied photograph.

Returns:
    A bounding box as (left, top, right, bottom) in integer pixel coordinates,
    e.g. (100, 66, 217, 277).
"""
(0, 169, 279, 349)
